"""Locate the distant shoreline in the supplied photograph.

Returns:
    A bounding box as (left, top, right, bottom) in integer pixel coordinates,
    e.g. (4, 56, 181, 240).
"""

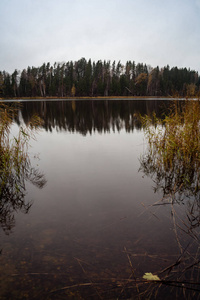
(0, 96, 198, 101)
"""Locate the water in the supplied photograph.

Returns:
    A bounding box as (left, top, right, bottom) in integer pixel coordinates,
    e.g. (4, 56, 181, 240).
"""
(0, 100, 199, 299)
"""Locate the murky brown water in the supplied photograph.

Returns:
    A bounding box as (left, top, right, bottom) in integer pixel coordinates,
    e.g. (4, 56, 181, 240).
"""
(0, 100, 199, 299)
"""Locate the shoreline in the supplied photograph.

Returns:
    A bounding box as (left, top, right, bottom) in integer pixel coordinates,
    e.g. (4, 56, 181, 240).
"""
(0, 96, 198, 101)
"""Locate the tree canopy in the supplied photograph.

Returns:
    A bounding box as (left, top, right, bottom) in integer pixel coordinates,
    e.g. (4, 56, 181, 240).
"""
(0, 58, 199, 98)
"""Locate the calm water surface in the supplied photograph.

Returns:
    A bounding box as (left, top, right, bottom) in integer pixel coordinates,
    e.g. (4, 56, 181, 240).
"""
(0, 100, 199, 299)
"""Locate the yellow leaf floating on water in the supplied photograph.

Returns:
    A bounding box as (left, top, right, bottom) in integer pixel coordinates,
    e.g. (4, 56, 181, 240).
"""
(143, 272, 160, 281)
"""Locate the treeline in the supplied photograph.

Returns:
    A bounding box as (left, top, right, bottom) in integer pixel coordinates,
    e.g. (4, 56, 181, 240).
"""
(1, 58, 200, 98)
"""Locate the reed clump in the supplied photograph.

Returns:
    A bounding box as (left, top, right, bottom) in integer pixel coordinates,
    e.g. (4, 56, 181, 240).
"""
(139, 100, 200, 299)
(141, 100, 200, 200)
(0, 103, 46, 233)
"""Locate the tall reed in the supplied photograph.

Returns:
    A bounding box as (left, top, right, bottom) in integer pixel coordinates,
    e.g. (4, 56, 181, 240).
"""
(0, 103, 46, 233)
(141, 100, 200, 200)
(139, 100, 200, 299)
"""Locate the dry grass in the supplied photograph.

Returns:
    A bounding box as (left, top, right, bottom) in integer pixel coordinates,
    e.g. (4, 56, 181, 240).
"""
(138, 99, 200, 299)
(0, 103, 46, 233)
(141, 100, 200, 201)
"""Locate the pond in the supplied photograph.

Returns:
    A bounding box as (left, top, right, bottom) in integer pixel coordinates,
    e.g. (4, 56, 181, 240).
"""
(0, 99, 199, 299)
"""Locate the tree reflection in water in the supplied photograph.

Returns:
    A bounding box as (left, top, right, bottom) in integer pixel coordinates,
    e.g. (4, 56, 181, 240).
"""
(19, 100, 170, 134)
(139, 100, 200, 297)
(0, 103, 46, 234)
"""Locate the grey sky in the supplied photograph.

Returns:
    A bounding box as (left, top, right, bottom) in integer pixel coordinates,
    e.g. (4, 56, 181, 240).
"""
(1, 0, 200, 73)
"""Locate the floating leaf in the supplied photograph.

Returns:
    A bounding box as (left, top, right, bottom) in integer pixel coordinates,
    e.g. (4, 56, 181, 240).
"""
(143, 272, 160, 281)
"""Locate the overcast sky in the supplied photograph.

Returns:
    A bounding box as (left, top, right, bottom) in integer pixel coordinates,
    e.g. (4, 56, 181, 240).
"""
(1, 0, 200, 73)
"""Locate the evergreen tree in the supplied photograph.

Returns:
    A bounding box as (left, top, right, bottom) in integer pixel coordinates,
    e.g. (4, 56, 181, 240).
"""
(1, 58, 199, 98)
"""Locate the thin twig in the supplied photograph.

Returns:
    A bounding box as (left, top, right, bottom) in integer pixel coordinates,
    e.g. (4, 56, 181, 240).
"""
(74, 257, 103, 300)
(124, 246, 140, 299)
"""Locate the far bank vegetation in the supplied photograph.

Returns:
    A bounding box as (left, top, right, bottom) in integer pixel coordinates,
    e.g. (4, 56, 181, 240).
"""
(0, 58, 200, 98)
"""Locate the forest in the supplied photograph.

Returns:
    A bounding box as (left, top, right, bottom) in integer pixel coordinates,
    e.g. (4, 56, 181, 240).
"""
(0, 58, 200, 98)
